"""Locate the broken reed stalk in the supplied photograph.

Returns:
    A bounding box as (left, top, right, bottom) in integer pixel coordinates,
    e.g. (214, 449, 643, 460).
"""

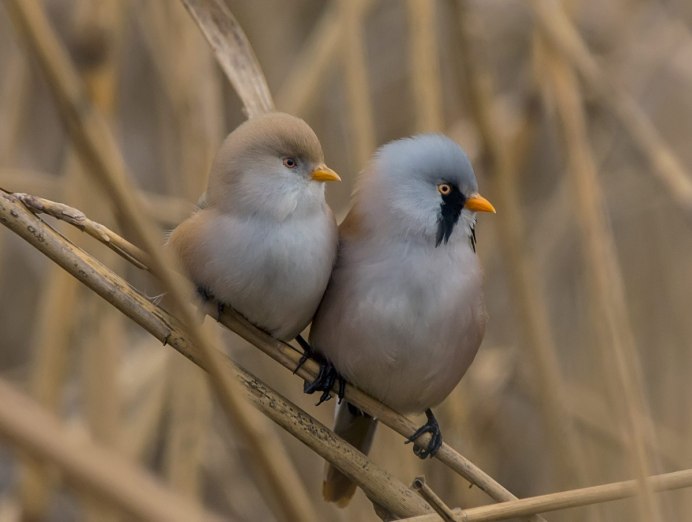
(412, 476, 460, 522)
(2, 1, 306, 520)
(0, 190, 433, 520)
(400, 468, 692, 522)
(11, 188, 531, 509)
(539, 33, 662, 521)
(0, 375, 221, 522)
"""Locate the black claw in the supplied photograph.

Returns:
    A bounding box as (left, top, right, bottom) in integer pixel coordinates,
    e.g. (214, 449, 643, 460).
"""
(303, 356, 346, 405)
(293, 334, 312, 374)
(405, 409, 443, 459)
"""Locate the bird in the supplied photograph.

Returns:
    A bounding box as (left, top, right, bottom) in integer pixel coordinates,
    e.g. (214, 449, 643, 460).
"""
(167, 112, 341, 342)
(306, 134, 495, 505)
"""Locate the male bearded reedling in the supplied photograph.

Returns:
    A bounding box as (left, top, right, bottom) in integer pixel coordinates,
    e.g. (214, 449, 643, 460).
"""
(167, 112, 341, 341)
(307, 134, 495, 506)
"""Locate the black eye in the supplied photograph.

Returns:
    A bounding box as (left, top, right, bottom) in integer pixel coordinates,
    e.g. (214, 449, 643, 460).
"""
(437, 183, 452, 196)
(283, 157, 298, 169)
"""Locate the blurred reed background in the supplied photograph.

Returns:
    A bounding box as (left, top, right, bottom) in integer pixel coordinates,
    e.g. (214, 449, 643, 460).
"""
(1, 0, 691, 520)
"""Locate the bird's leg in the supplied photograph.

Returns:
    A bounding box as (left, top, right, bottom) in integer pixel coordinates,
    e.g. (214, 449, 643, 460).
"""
(303, 352, 346, 405)
(405, 409, 443, 459)
(196, 286, 225, 320)
(293, 334, 313, 374)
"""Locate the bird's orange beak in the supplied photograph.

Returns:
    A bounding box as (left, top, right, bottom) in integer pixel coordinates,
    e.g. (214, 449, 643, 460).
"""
(310, 164, 341, 182)
(464, 193, 496, 213)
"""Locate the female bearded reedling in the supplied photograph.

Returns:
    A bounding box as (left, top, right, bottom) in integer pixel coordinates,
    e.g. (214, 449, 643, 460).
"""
(307, 134, 495, 506)
(167, 112, 341, 341)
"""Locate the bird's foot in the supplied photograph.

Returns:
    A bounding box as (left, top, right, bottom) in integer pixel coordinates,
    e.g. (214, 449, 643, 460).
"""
(293, 334, 313, 374)
(405, 409, 443, 459)
(303, 354, 346, 406)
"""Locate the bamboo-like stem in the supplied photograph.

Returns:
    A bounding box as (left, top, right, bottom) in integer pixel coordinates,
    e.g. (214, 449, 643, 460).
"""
(180, 0, 274, 118)
(340, 0, 376, 168)
(0, 190, 433, 520)
(276, 0, 373, 115)
(527, 0, 692, 225)
(401, 468, 692, 522)
(0, 376, 222, 522)
(2, 2, 302, 521)
(454, 0, 589, 492)
(539, 32, 662, 522)
(412, 476, 460, 522)
(7, 186, 527, 507)
(407, 0, 444, 132)
(15, 193, 150, 269)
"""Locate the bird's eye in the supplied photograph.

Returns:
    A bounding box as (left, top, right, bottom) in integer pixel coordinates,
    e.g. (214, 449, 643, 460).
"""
(283, 157, 298, 169)
(437, 183, 452, 196)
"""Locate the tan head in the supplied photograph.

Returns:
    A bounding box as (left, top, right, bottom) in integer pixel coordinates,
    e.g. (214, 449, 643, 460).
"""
(205, 113, 340, 216)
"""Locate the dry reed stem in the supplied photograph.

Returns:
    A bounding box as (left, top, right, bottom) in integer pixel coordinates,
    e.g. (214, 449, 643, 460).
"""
(276, 0, 373, 115)
(0, 168, 193, 226)
(7, 186, 528, 508)
(528, 0, 692, 225)
(454, 0, 589, 493)
(539, 34, 662, 521)
(0, 376, 222, 522)
(407, 0, 444, 131)
(181, 0, 274, 118)
(401, 468, 692, 522)
(412, 476, 460, 522)
(15, 193, 150, 270)
(340, 0, 376, 168)
(0, 189, 433, 520)
(3, 2, 305, 521)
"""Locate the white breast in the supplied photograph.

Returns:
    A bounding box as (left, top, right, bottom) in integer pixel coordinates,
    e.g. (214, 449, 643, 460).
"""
(183, 206, 337, 340)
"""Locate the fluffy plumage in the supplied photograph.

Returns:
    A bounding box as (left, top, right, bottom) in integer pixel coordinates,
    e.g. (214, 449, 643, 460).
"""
(168, 112, 339, 341)
(310, 134, 494, 504)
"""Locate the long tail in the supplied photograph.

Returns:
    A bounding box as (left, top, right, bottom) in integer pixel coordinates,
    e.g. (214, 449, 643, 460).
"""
(323, 401, 377, 506)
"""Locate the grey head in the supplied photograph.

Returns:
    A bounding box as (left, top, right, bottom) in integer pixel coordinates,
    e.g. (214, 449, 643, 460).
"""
(355, 134, 495, 247)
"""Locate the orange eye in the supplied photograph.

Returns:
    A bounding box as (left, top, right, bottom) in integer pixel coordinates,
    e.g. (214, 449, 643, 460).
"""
(437, 183, 452, 196)
(283, 157, 298, 169)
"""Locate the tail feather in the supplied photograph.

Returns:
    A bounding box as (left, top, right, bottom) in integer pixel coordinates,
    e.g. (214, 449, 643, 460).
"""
(323, 402, 377, 506)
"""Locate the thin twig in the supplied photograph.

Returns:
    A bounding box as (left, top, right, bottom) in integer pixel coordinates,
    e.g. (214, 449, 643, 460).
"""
(400, 468, 692, 522)
(16, 192, 150, 270)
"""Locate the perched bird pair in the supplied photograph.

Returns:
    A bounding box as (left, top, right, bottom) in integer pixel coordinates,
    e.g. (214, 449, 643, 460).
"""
(167, 112, 495, 507)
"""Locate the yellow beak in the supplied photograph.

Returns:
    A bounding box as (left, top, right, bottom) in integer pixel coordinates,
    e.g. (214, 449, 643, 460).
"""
(310, 164, 341, 183)
(464, 193, 496, 213)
